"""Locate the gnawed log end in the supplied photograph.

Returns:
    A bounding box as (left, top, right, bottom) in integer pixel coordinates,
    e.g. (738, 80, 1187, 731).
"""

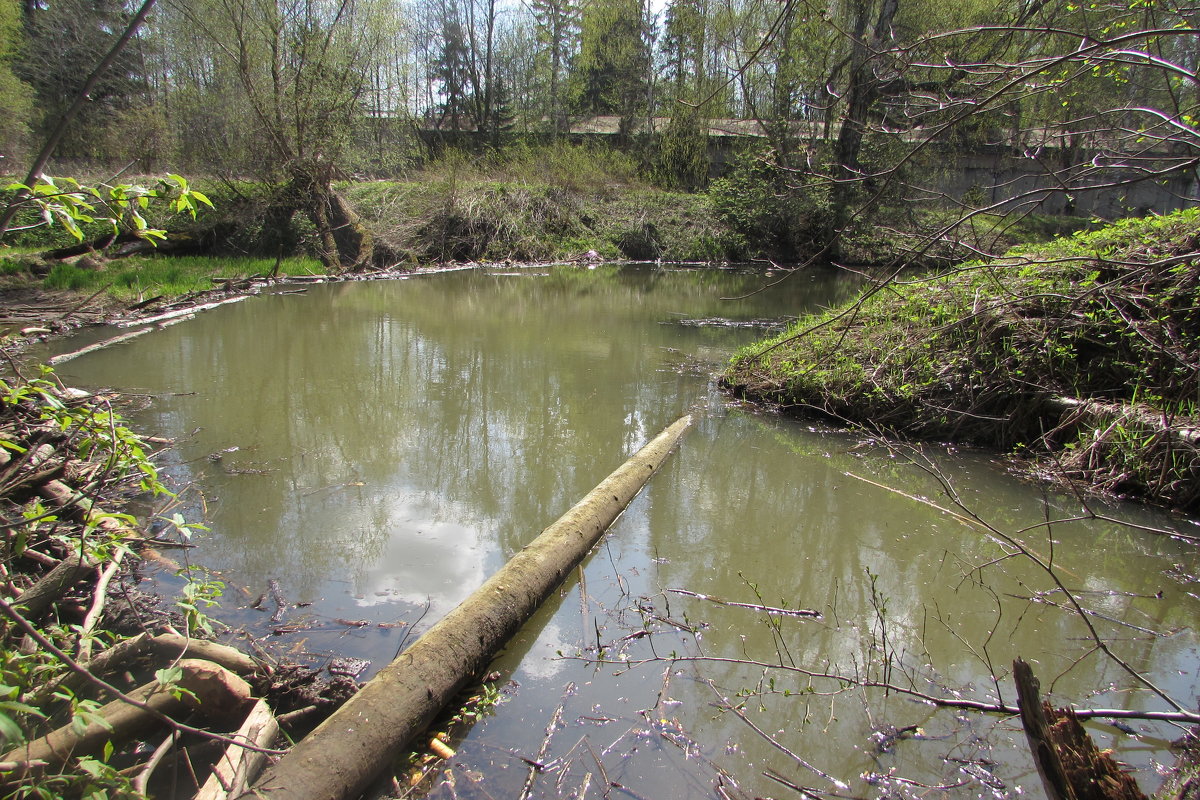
(1015, 658, 1148, 800)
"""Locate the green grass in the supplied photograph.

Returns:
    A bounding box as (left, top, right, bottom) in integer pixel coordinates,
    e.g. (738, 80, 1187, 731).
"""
(39, 255, 324, 300)
(344, 148, 730, 264)
(725, 208, 1200, 509)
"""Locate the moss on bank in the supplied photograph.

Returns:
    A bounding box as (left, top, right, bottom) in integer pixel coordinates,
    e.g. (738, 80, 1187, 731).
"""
(724, 209, 1200, 510)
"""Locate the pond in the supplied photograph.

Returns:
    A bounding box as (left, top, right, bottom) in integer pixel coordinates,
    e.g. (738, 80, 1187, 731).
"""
(46, 264, 1200, 799)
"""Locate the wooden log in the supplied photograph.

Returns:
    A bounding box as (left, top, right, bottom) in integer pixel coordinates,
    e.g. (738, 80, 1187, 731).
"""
(119, 295, 249, 328)
(48, 328, 154, 365)
(0, 659, 253, 783)
(48, 317, 193, 365)
(28, 633, 151, 707)
(15, 480, 132, 619)
(1015, 657, 1075, 800)
(29, 632, 260, 708)
(1014, 658, 1148, 800)
(239, 415, 693, 800)
(194, 699, 279, 800)
(13, 557, 97, 620)
(149, 632, 262, 677)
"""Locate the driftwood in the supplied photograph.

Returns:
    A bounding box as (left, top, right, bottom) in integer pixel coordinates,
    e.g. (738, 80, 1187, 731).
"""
(667, 588, 820, 618)
(119, 295, 250, 328)
(48, 316, 194, 365)
(28, 633, 151, 706)
(239, 414, 693, 800)
(194, 698, 279, 800)
(149, 631, 262, 676)
(1014, 658, 1148, 800)
(48, 328, 154, 365)
(14, 479, 132, 619)
(29, 630, 262, 709)
(0, 659, 253, 783)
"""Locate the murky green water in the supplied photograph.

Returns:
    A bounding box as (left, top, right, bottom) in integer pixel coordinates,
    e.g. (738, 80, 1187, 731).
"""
(46, 265, 1200, 799)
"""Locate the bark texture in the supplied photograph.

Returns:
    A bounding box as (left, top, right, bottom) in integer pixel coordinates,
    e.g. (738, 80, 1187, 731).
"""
(1015, 657, 1148, 800)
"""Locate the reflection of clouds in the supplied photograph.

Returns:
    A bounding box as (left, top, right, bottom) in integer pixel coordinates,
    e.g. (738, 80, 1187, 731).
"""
(352, 492, 492, 619)
(515, 621, 570, 680)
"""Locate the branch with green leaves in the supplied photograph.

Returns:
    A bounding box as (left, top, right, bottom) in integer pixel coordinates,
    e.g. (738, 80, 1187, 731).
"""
(1, 174, 212, 247)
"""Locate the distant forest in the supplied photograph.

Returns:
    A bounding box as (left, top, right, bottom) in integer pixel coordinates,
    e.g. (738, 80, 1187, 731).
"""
(0, 0, 1195, 267)
(1, 0, 1196, 177)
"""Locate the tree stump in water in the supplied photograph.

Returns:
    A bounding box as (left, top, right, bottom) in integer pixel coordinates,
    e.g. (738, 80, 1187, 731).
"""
(1014, 657, 1148, 800)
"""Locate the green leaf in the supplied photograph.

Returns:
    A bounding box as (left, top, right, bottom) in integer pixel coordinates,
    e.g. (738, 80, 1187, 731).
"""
(0, 700, 44, 716)
(76, 756, 104, 778)
(0, 712, 25, 745)
(155, 666, 183, 687)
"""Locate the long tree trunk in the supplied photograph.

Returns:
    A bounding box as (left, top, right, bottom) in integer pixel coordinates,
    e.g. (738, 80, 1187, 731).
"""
(828, 0, 898, 258)
(292, 165, 373, 272)
(239, 415, 694, 800)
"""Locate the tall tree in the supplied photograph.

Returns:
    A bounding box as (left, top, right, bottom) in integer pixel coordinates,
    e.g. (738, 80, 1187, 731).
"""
(428, 0, 473, 128)
(573, 0, 651, 137)
(528, 0, 578, 135)
(655, 0, 731, 188)
(424, 0, 508, 144)
(160, 0, 379, 269)
(0, 0, 32, 164)
(530, 0, 580, 135)
(18, 0, 153, 161)
(494, 12, 540, 133)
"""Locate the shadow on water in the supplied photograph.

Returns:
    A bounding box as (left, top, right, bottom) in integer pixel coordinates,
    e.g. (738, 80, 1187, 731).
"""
(41, 263, 1200, 799)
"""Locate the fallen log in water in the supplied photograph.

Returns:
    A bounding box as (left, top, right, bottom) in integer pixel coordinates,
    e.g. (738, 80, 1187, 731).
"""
(119, 295, 249, 328)
(239, 414, 693, 800)
(48, 316, 193, 365)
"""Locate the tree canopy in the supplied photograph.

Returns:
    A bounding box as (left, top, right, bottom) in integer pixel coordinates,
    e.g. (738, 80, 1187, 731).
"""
(0, 0, 1193, 266)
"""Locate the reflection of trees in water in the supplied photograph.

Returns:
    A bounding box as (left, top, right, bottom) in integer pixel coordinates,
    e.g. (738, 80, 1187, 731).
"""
(58, 267, 1199, 795)
(112, 267, 857, 603)
(631, 414, 1200, 790)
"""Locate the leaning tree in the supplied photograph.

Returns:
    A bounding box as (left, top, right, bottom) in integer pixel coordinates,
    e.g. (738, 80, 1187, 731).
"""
(160, 0, 382, 271)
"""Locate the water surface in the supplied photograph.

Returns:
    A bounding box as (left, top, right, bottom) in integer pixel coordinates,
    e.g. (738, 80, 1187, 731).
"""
(47, 265, 1200, 799)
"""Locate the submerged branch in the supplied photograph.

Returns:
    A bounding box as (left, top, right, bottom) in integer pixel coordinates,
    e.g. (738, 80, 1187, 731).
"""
(667, 588, 821, 618)
(578, 653, 1200, 725)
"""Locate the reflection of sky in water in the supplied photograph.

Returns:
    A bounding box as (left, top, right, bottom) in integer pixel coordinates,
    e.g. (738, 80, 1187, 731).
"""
(39, 270, 1200, 800)
(352, 493, 488, 616)
(512, 621, 571, 680)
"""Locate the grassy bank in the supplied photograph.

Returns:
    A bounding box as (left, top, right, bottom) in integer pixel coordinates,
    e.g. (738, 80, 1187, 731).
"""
(0, 145, 1103, 311)
(343, 145, 731, 264)
(724, 209, 1200, 510)
(2, 255, 324, 302)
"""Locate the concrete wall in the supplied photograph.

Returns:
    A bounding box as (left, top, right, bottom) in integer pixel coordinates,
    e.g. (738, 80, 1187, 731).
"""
(408, 122, 1199, 219)
(950, 149, 1198, 218)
